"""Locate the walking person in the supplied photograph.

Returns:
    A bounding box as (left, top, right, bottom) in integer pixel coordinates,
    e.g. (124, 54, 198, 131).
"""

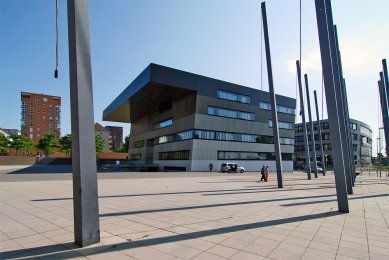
(260, 165, 265, 181)
(264, 165, 269, 182)
(209, 162, 213, 173)
(115, 160, 120, 168)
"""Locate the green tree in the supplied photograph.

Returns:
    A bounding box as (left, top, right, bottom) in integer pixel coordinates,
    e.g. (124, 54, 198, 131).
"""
(36, 133, 58, 156)
(95, 134, 105, 153)
(117, 134, 130, 153)
(0, 133, 10, 154)
(10, 135, 26, 155)
(59, 134, 72, 157)
(23, 138, 35, 155)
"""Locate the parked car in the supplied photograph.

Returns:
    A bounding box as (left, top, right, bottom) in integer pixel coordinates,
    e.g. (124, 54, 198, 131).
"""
(310, 163, 323, 173)
(220, 163, 245, 173)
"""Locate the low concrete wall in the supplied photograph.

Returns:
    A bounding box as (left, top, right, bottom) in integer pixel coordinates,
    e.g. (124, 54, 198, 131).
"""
(0, 156, 38, 165)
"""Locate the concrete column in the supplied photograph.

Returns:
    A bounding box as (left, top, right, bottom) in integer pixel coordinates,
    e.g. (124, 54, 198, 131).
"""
(296, 61, 311, 179)
(314, 90, 326, 175)
(314, 0, 349, 212)
(68, 0, 100, 247)
(379, 73, 389, 161)
(261, 2, 283, 188)
(304, 74, 318, 178)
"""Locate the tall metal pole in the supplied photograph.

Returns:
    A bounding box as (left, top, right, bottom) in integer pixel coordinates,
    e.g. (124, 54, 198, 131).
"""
(323, 0, 353, 194)
(304, 74, 318, 178)
(379, 74, 389, 161)
(334, 25, 355, 186)
(315, 0, 349, 212)
(296, 61, 311, 179)
(383, 59, 389, 112)
(68, 0, 100, 247)
(314, 90, 326, 175)
(261, 2, 283, 188)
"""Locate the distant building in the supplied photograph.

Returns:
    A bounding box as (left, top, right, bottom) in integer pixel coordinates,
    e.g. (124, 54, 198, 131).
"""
(105, 126, 123, 151)
(94, 123, 110, 152)
(21, 92, 61, 143)
(0, 128, 21, 136)
(294, 118, 372, 167)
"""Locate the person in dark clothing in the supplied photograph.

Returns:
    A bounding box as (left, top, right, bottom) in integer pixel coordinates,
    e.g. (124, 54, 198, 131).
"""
(209, 162, 213, 173)
(260, 165, 265, 181)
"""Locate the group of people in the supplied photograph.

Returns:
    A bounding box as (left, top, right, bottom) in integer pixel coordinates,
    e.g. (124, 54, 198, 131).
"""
(260, 165, 269, 182)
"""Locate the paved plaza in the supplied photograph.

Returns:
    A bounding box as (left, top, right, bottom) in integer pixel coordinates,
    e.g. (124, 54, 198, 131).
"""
(0, 166, 388, 260)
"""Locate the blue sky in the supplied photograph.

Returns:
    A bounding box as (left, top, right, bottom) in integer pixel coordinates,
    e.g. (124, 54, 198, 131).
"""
(1, 0, 388, 155)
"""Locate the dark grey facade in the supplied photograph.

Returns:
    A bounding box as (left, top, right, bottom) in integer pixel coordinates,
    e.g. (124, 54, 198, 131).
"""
(295, 118, 372, 167)
(104, 64, 296, 171)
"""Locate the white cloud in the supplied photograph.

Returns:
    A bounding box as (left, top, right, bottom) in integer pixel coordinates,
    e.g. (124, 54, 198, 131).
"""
(286, 48, 321, 75)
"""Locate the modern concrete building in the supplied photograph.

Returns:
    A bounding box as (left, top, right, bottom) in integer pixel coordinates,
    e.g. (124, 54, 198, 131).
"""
(94, 123, 110, 153)
(105, 126, 123, 151)
(20, 92, 61, 143)
(295, 118, 372, 167)
(104, 64, 296, 171)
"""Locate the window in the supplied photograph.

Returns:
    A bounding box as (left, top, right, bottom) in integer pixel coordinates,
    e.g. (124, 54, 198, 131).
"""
(295, 135, 304, 142)
(295, 126, 303, 133)
(21, 101, 26, 107)
(36, 96, 40, 101)
(21, 114, 26, 119)
(217, 90, 250, 104)
(56, 123, 60, 128)
(156, 130, 193, 144)
(154, 118, 173, 130)
(30, 115, 33, 120)
(30, 102, 33, 107)
(30, 127, 33, 132)
(134, 140, 145, 148)
(259, 102, 271, 110)
(280, 138, 294, 145)
(56, 111, 60, 117)
(256, 135, 273, 144)
(159, 150, 189, 160)
(22, 108, 26, 113)
(21, 120, 26, 126)
(353, 144, 358, 152)
(194, 130, 215, 140)
(208, 106, 254, 121)
(352, 134, 358, 140)
(322, 122, 329, 129)
(268, 120, 293, 130)
(30, 109, 33, 114)
(55, 105, 61, 111)
(30, 134, 33, 139)
(322, 133, 330, 140)
(350, 123, 357, 130)
(259, 102, 295, 115)
(323, 144, 331, 151)
(43, 97, 48, 102)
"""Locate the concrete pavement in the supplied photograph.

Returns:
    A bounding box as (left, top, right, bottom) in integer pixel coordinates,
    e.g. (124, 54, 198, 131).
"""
(0, 167, 388, 259)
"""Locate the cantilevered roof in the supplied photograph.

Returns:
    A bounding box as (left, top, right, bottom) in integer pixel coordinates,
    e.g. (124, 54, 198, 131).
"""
(103, 63, 296, 123)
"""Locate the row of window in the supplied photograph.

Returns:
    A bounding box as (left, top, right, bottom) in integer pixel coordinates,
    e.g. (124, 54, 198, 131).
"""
(295, 133, 372, 144)
(218, 151, 293, 161)
(21, 101, 59, 107)
(295, 143, 332, 152)
(152, 129, 295, 146)
(295, 122, 330, 133)
(134, 150, 294, 161)
(217, 90, 295, 116)
(259, 102, 295, 115)
(217, 90, 251, 104)
(268, 120, 293, 130)
(208, 106, 255, 121)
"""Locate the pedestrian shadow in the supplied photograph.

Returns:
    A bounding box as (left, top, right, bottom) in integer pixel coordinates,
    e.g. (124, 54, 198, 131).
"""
(0, 210, 343, 259)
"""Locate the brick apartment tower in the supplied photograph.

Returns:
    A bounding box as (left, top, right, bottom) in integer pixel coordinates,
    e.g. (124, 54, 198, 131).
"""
(21, 92, 61, 143)
(105, 126, 123, 151)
